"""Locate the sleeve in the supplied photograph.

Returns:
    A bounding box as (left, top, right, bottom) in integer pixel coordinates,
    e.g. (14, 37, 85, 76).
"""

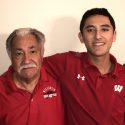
(43, 53, 67, 79)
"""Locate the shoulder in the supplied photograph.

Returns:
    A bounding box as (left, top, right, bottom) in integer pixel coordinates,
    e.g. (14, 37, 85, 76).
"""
(110, 54, 125, 73)
(0, 66, 13, 87)
(44, 51, 85, 59)
(114, 62, 125, 79)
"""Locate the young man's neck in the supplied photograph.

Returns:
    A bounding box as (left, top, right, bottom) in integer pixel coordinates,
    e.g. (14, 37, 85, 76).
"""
(89, 54, 114, 75)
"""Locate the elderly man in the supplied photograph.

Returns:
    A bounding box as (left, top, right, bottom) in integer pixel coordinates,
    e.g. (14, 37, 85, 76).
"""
(0, 28, 65, 125)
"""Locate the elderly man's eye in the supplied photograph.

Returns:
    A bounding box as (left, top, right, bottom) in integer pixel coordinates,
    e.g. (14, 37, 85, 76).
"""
(15, 51, 23, 56)
(13, 51, 24, 59)
(31, 50, 36, 54)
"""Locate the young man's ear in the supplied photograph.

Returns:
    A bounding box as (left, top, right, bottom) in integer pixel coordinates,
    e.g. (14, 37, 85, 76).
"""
(78, 32, 84, 43)
(113, 30, 117, 43)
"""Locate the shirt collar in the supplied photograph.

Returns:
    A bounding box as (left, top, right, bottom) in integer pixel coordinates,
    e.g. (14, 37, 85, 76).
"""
(82, 52, 119, 77)
(40, 66, 49, 82)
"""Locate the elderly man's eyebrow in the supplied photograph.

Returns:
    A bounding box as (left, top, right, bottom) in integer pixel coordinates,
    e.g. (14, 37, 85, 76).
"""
(29, 45, 35, 49)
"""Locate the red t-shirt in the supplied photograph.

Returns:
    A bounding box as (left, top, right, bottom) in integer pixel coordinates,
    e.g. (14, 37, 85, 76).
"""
(44, 51, 125, 125)
(0, 66, 65, 125)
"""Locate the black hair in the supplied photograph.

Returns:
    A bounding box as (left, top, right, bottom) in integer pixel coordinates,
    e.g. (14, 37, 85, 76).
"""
(80, 8, 116, 32)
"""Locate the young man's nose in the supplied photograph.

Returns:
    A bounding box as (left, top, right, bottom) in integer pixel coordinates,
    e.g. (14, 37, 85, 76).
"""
(95, 30, 102, 39)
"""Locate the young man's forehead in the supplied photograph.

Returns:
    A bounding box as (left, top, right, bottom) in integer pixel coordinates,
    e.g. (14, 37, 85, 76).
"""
(85, 15, 110, 21)
(84, 15, 112, 26)
(84, 24, 112, 29)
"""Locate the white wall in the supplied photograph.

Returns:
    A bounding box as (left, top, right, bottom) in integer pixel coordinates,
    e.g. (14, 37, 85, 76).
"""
(0, 0, 125, 74)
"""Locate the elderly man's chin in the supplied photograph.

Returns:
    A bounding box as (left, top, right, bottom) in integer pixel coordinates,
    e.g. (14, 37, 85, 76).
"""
(19, 68, 39, 80)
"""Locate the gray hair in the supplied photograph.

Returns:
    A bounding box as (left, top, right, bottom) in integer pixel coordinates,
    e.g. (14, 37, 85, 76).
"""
(6, 28, 45, 57)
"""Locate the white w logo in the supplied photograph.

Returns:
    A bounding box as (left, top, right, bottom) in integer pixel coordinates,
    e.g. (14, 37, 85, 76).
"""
(114, 85, 123, 93)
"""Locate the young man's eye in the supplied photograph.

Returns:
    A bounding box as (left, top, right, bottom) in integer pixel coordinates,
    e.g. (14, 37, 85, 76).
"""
(87, 28, 95, 32)
(102, 28, 109, 32)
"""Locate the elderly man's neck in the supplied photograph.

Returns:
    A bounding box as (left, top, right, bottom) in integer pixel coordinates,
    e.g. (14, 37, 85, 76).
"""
(13, 73, 40, 93)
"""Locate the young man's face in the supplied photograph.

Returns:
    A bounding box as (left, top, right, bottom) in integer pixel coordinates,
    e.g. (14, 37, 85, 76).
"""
(79, 15, 116, 57)
(11, 34, 44, 80)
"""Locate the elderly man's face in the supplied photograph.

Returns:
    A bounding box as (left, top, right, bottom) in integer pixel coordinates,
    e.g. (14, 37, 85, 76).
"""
(11, 34, 44, 80)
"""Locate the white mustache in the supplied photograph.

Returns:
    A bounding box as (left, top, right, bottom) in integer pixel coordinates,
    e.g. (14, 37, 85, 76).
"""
(19, 63, 37, 72)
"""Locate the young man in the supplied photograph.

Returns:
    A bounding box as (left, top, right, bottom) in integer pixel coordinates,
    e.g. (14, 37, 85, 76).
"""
(44, 8, 125, 125)
(0, 28, 65, 125)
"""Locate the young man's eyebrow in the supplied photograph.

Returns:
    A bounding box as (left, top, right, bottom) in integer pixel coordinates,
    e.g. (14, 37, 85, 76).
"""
(100, 24, 111, 28)
(84, 24, 111, 29)
(84, 25, 95, 29)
